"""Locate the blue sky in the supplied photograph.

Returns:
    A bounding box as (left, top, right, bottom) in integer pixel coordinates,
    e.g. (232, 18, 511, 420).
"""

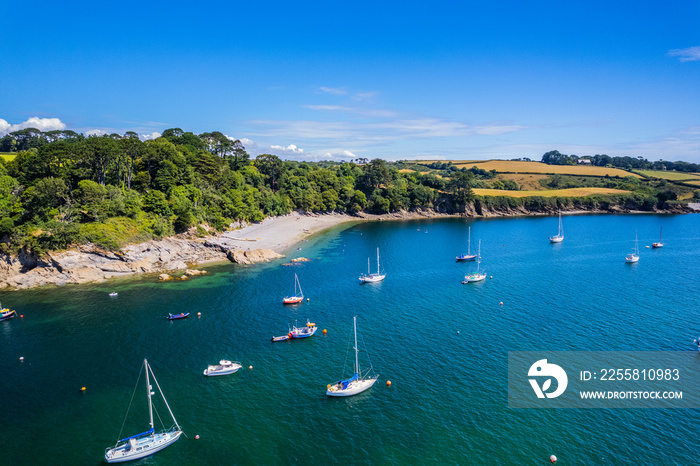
(1, 1, 699, 163)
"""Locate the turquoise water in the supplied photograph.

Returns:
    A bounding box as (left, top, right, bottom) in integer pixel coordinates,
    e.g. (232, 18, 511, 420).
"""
(2, 213, 699, 465)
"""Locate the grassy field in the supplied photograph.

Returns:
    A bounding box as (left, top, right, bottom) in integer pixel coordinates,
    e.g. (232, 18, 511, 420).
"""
(473, 187, 630, 198)
(0, 152, 17, 162)
(634, 170, 700, 181)
(499, 173, 549, 190)
(684, 180, 700, 187)
(419, 160, 642, 178)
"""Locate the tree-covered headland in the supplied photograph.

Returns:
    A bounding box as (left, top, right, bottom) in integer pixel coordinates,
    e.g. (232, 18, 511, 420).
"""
(0, 128, 696, 256)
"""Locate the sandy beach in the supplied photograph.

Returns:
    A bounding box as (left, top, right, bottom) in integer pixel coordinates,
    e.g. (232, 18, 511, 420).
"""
(214, 212, 362, 254)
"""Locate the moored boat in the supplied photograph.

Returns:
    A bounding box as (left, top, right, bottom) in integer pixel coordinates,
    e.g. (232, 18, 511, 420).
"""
(326, 316, 378, 397)
(203, 359, 242, 376)
(456, 226, 477, 262)
(290, 320, 317, 339)
(625, 231, 640, 263)
(283, 273, 304, 304)
(0, 305, 16, 322)
(549, 209, 564, 243)
(359, 247, 386, 283)
(652, 226, 664, 248)
(462, 240, 486, 283)
(167, 312, 189, 320)
(104, 359, 183, 463)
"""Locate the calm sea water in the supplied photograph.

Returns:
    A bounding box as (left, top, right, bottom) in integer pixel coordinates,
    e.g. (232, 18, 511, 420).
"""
(2, 213, 699, 465)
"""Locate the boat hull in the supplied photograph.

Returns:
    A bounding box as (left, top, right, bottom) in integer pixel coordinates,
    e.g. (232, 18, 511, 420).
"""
(167, 313, 189, 320)
(203, 366, 241, 376)
(462, 273, 487, 283)
(105, 430, 182, 463)
(326, 377, 378, 397)
(283, 297, 303, 304)
(625, 255, 639, 263)
(456, 255, 477, 262)
(549, 236, 564, 243)
(652, 243, 663, 248)
(359, 274, 385, 283)
(0, 310, 16, 322)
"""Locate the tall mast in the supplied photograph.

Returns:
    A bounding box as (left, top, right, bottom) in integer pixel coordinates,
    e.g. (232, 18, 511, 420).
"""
(353, 316, 359, 375)
(468, 227, 471, 254)
(376, 248, 380, 275)
(145, 359, 154, 430)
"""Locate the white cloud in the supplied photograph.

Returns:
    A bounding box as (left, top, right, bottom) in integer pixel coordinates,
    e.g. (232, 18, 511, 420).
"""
(0, 117, 66, 135)
(86, 129, 109, 137)
(140, 132, 161, 141)
(270, 144, 304, 154)
(668, 46, 700, 62)
(0, 119, 10, 134)
(238, 137, 257, 148)
(319, 86, 347, 95)
(353, 91, 378, 101)
(343, 150, 357, 158)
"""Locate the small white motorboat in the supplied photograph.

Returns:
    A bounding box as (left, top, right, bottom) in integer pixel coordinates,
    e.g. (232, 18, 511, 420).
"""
(203, 360, 242, 376)
(109, 292, 118, 297)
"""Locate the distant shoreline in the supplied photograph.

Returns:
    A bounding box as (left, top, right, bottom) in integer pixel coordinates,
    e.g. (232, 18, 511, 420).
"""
(0, 205, 694, 291)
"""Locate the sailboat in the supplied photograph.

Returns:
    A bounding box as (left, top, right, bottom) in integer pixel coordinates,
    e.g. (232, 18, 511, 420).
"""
(549, 210, 564, 243)
(625, 231, 640, 263)
(456, 226, 477, 261)
(359, 247, 386, 283)
(652, 227, 664, 248)
(104, 359, 183, 463)
(326, 316, 378, 397)
(462, 240, 486, 283)
(283, 273, 304, 304)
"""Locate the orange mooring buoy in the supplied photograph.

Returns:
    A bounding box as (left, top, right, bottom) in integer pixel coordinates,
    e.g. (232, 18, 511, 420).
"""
(386, 380, 392, 386)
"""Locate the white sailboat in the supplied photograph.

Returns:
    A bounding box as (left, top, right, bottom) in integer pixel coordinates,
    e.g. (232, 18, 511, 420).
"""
(549, 210, 564, 243)
(283, 273, 304, 304)
(105, 359, 183, 463)
(359, 247, 386, 283)
(326, 316, 378, 397)
(625, 231, 640, 263)
(456, 226, 477, 261)
(462, 240, 486, 283)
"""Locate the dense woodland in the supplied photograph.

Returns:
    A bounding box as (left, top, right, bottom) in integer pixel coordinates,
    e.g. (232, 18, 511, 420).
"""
(0, 128, 694, 255)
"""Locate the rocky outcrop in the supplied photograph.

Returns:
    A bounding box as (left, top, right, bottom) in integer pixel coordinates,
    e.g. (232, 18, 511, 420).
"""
(226, 248, 284, 264)
(0, 237, 283, 290)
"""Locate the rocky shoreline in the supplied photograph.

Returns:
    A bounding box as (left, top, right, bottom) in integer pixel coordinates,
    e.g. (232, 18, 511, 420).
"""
(0, 203, 693, 291)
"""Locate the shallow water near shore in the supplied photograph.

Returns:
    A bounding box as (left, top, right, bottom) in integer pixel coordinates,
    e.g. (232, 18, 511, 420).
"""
(2, 213, 699, 464)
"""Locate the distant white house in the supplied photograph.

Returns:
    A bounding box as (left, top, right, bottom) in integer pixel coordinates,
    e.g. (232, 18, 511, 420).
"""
(577, 158, 592, 165)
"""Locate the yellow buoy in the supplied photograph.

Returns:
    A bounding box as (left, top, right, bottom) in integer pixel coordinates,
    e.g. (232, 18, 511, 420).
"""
(195, 435, 200, 440)
(386, 380, 392, 386)
(81, 387, 86, 392)
(327, 384, 331, 389)
(323, 329, 327, 334)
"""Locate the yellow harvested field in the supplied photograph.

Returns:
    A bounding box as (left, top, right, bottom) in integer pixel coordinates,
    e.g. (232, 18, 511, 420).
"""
(0, 152, 17, 162)
(635, 170, 700, 181)
(473, 187, 630, 198)
(685, 180, 700, 187)
(421, 160, 641, 178)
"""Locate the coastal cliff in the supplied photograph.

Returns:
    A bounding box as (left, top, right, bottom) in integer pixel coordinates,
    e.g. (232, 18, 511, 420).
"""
(0, 239, 283, 290)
